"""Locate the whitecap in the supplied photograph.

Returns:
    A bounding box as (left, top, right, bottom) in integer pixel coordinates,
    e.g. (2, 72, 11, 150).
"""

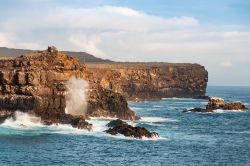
(139, 117, 178, 123)
(1, 111, 43, 129)
(213, 109, 244, 113)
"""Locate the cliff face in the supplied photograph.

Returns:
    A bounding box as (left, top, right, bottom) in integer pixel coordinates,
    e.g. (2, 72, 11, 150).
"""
(87, 63, 208, 100)
(0, 47, 137, 125)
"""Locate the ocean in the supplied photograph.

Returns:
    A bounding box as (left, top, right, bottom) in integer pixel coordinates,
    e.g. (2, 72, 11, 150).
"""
(0, 86, 249, 166)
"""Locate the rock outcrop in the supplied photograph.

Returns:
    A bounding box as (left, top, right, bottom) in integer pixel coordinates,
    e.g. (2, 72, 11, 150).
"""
(86, 63, 208, 101)
(0, 47, 138, 129)
(105, 119, 158, 139)
(183, 97, 249, 113)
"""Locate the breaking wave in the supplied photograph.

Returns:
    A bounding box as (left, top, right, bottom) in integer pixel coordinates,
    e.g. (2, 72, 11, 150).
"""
(139, 117, 177, 123)
(0, 112, 164, 141)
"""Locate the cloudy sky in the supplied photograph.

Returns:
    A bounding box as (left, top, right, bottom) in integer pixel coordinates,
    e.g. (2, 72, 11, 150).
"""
(0, 0, 249, 86)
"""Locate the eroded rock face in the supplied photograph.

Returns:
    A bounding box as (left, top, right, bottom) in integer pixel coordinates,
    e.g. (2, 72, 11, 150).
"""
(105, 119, 159, 139)
(184, 97, 249, 113)
(0, 47, 138, 128)
(86, 63, 208, 101)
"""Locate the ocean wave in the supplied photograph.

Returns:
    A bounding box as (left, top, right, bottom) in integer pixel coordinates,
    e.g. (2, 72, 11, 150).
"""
(0, 113, 164, 141)
(213, 109, 245, 113)
(1, 111, 44, 129)
(162, 98, 198, 100)
(139, 117, 178, 123)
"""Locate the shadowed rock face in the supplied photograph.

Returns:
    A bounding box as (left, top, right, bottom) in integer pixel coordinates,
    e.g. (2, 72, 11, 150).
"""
(0, 47, 138, 128)
(86, 63, 208, 101)
(106, 119, 158, 139)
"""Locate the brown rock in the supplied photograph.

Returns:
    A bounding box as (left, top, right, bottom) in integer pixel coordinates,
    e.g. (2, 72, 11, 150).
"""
(183, 96, 249, 113)
(0, 47, 138, 129)
(86, 62, 208, 101)
(105, 119, 158, 139)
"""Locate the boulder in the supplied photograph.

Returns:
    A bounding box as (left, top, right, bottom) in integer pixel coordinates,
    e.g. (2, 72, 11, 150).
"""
(105, 119, 158, 139)
(183, 96, 249, 113)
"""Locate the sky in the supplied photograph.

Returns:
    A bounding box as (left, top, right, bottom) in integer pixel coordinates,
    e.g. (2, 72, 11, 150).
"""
(0, 0, 249, 86)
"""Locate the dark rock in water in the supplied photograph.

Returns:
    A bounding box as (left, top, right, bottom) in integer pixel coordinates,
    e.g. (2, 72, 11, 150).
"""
(183, 97, 249, 113)
(106, 118, 128, 128)
(183, 108, 213, 113)
(206, 97, 225, 110)
(193, 95, 210, 100)
(105, 119, 158, 139)
(0, 111, 13, 123)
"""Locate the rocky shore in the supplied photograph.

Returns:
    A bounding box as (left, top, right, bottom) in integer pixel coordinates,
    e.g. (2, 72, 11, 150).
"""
(183, 97, 249, 113)
(0, 47, 137, 131)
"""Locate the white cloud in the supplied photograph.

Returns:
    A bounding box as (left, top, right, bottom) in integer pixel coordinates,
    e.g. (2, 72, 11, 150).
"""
(0, 32, 13, 47)
(0, 5, 249, 85)
(220, 60, 233, 67)
(69, 33, 105, 57)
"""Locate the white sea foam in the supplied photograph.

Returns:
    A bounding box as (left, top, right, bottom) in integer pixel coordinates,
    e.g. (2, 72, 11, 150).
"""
(139, 117, 177, 123)
(1, 111, 43, 129)
(161, 98, 197, 100)
(213, 109, 244, 113)
(0, 112, 165, 141)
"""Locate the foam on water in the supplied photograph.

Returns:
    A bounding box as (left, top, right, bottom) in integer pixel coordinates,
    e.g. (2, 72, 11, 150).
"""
(1, 111, 43, 129)
(139, 117, 177, 123)
(213, 109, 244, 113)
(0, 113, 162, 141)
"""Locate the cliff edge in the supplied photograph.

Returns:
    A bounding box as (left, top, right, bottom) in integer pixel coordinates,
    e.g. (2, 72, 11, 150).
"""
(0, 47, 138, 128)
(87, 62, 208, 101)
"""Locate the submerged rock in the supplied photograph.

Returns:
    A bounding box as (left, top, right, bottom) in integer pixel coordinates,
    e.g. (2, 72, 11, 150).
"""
(105, 119, 158, 139)
(184, 97, 249, 113)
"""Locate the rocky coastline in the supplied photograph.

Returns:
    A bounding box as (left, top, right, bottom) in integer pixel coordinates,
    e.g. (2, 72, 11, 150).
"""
(0, 46, 209, 138)
(0, 47, 137, 131)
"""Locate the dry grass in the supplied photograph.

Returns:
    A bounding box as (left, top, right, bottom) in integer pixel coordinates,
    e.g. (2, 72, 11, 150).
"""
(0, 55, 14, 60)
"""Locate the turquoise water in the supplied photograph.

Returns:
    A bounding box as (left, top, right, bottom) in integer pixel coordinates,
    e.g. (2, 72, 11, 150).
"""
(0, 86, 250, 165)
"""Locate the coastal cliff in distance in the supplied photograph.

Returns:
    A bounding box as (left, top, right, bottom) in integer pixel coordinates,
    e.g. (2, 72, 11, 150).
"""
(87, 63, 208, 101)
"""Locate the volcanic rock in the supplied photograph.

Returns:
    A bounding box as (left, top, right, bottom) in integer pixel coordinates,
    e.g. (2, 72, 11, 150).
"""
(86, 63, 208, 101)
(105, 119, 159, 139)
(184, 97, 249, 113)
(0, 47, 138, 129)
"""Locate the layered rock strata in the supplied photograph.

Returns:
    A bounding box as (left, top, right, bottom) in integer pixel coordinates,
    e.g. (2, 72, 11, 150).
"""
(86, 63, 208, 101)
(0, 47, 137, 129)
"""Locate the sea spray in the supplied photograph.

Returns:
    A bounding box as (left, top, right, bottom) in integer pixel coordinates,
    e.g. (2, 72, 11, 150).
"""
(2, 111, 42, 128)
(65, 78, 89, 116)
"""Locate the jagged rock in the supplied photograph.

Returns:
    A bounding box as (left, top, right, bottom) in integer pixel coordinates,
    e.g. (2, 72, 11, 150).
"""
(184, 96, 249, 113)
(86, 63, 208, 101)
(105, 119, 159, 139)
(87, 86, 139, 120)
(0, 47, 138, 129)
(206, 97, 225, 110)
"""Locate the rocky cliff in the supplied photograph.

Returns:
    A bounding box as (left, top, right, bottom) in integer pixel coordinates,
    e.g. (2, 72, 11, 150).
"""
(0, 47, 137, 128)
(86, 63, 208, 100)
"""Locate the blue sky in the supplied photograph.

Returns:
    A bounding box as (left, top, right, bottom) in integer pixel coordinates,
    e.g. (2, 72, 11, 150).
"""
(0, 0, 249, 86)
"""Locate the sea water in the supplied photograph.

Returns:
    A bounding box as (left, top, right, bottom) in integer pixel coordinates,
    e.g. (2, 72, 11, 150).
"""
(0, 86, 249, 165)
